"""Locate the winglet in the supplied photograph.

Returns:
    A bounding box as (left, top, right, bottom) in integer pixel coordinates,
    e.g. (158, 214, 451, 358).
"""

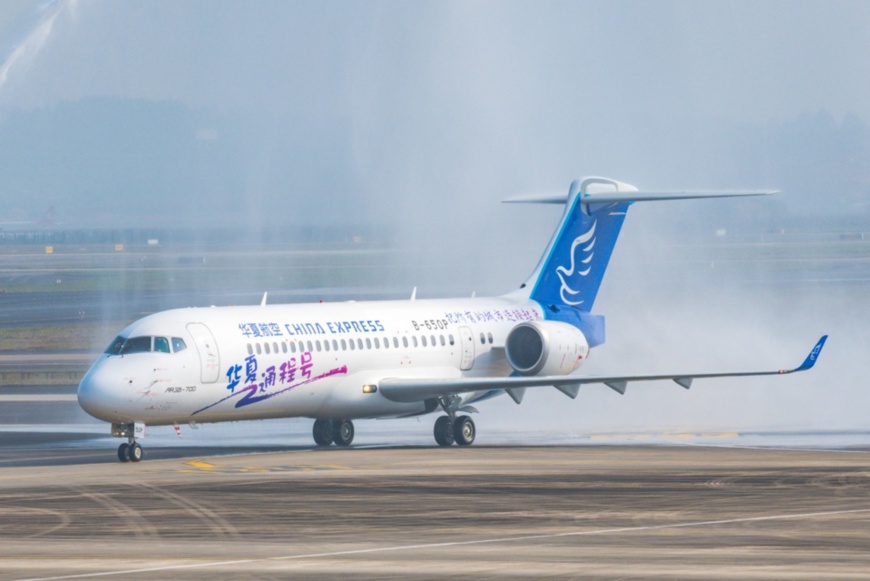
(794, 335, 827, 372)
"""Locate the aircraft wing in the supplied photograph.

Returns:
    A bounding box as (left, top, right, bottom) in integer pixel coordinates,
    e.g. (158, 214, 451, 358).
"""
(378, 335, 827, 404)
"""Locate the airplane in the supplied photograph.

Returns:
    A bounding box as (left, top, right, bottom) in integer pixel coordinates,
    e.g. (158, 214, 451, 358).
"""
(77, 176, 827, 462)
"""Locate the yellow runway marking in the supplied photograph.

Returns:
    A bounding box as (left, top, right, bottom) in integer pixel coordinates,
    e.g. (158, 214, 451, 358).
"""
(184, 460, 217, 470)
(181, 460, 353, 474)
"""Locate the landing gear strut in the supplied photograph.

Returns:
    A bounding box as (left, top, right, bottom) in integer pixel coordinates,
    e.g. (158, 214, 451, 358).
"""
(312, 419, 354, 447)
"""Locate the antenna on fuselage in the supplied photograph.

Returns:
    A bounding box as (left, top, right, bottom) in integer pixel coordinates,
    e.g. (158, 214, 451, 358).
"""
(260, 292, 268, 306)
(410, 287, 417, 301)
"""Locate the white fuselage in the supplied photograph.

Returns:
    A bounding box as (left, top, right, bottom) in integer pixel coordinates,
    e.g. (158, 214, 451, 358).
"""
(78, 295, 546, 426)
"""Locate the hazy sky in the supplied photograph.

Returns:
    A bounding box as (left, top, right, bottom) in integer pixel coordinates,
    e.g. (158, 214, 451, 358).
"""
(1, 0, 868, 231)
(2, 2, 869, 173)
(0, 1, 867, 433)
(3, 1, 869, 120)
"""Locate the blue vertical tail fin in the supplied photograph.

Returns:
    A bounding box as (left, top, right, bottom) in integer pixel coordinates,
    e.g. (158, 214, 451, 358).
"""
(517, 177, 634, 312)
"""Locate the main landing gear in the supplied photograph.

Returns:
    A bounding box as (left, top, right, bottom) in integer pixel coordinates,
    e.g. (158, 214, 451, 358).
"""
(432, 395, 476, 446)
(433, 414, 476, 446)
(312, 419, 355, 447)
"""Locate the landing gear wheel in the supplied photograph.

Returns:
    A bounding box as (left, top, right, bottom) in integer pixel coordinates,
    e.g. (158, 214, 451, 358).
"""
(453, 415, 475, 446)
(117, 443, 130, 463)
(312, 419, 334, 446)
(434, 415, 455, 447)
(127, 442, 143, 462)
(332, 420, 354, 447)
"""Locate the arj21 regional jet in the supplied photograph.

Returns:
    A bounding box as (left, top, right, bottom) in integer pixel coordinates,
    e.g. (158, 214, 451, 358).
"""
(78, 176, 827, 462)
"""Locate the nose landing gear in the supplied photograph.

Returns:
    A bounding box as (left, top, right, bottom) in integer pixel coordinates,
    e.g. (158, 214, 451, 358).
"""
(117, 441, 143, 463)
(112, 422, 145, 462)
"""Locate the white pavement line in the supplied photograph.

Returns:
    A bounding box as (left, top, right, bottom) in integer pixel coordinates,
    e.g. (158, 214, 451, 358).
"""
(0, 395, 78, 402)
(17, 506, 870, 581)
(679, 440, 870, 455)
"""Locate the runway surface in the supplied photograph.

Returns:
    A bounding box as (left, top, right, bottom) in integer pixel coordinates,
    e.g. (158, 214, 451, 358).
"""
(1, 444, 869, 580)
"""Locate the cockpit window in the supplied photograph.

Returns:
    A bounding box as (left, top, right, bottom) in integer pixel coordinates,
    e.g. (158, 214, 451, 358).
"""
(105, 336, 126, 355)
(154, 337, 170, 353)
(105, 335, 190, 356)
(120, 336, 152, 354)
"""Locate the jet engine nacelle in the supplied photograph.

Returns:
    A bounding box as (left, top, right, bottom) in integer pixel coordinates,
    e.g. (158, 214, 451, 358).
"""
(505, 321, 589, 376)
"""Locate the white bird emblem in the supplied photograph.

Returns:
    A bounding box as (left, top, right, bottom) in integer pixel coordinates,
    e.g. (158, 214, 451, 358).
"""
(555, 220, 596, 305)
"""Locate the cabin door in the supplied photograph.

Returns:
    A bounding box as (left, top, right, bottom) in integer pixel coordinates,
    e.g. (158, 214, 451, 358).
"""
(187, 323, 221, 383)
(458, 326, 475, 371)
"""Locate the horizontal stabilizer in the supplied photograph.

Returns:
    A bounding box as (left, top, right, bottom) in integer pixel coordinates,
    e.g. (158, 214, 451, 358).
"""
(505, 189, 778, 205)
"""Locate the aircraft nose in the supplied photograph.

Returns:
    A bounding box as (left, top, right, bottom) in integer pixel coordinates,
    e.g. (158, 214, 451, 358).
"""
(77, 358, 123, 422)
